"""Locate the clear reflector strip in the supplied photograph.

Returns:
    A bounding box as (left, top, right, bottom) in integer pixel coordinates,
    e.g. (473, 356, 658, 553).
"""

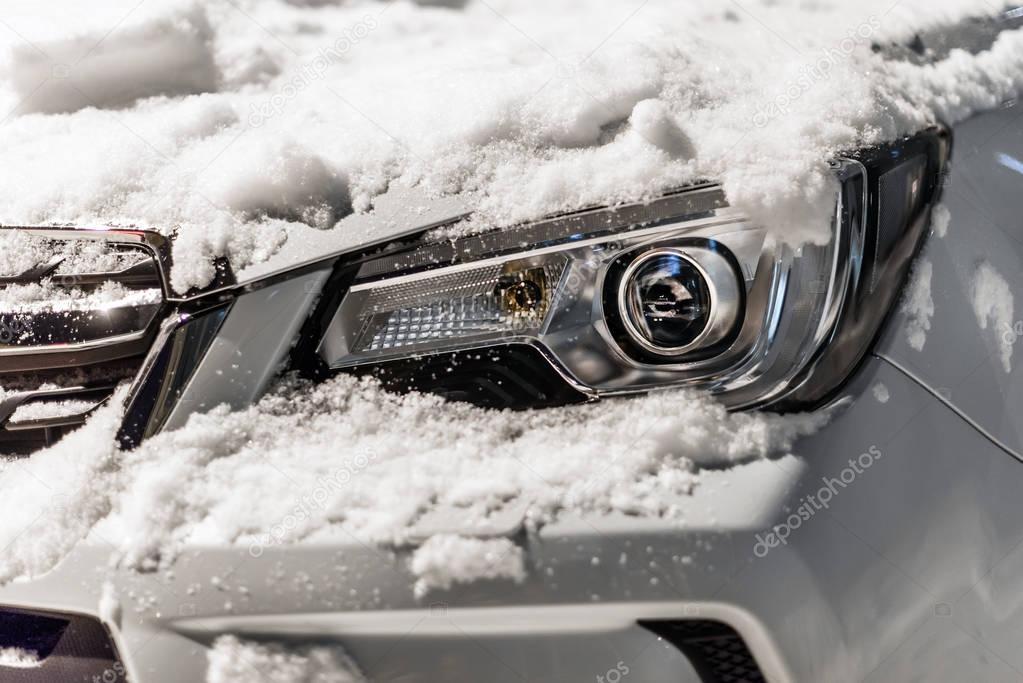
(337, 257, 568, 362)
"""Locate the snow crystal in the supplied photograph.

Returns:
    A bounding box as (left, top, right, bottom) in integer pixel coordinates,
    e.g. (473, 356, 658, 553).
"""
(409, 534, 526, 597)
(206, 635, 364, 683)
(1, 1, 1021, 290)
(902, 258, 934, 351)
(971, 260, 1016, 373)
(0, 231, 53, 278)
(872, 382, 890, 403)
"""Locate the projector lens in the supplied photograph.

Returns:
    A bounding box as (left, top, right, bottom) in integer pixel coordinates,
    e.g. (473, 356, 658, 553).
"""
(619, 249, 715, 355)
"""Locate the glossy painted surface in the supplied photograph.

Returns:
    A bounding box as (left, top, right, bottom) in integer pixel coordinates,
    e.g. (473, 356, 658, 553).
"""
(875, 98, 1023, 459)
(162, 268, 331, 432)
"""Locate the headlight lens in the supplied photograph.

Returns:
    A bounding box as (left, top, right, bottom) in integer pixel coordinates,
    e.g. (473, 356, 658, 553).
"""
(315, 130, 947, 411)
(620, 250, 713, 352)
(615, 246, 741, 360)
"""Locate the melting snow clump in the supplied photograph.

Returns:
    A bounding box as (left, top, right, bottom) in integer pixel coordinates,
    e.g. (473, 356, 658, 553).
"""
(98, 580, 122, 628)
(971, 260, 1015, 373)
(206, 635, 365, 683)
(902, 259, 934, 351)
(931, 203, 951, 238)
(410, 534, 526, 597)
(0, 647, 42, 669)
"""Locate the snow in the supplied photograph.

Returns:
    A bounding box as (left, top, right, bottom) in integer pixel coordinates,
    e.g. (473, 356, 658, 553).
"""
(0, 0, 1020, 607)
(98, 579, 122, 627)
(0, 231, 54, 277)
(872, 382, 890, 403)
(0, 647, 41, 669)
(409, 534, 526, 597)
(0, 281, 161, 313)
(902, 258, 934, 351)
(0, 374, 824, 582)
(0, 0, 1021, 290)
(971, 260, 1015, 373)
(8, 4, 218, 115)
(206, 635, 364, 683)
(0, 230, 149, 278)
(8, 396, 99, 424)
(0, 395, 121, 583)
(932, 203, 951, 238)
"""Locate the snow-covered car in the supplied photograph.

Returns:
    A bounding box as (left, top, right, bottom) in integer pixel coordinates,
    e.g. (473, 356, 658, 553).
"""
(1, 1, 1023, 682)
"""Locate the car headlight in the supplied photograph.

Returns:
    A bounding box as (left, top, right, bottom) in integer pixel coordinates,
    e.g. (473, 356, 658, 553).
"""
(111, 129, 947, 449)
(315, 129, 947, 410)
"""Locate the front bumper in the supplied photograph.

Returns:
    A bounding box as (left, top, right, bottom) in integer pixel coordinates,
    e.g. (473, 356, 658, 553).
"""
(3, 355, 1021, 682)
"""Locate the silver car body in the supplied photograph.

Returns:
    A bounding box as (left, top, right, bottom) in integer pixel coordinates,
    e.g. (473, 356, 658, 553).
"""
(2, 28, 1023, 683)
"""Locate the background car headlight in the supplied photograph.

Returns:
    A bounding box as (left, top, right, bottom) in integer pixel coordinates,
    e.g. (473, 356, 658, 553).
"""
(316, 128, 947, 411)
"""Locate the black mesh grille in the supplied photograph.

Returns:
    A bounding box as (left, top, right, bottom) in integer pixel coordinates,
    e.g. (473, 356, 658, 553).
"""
(640, 620, 766, 683)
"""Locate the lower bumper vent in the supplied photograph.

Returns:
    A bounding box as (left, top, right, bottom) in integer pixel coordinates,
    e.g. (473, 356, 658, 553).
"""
(640, 620, 766, 683)
(0, 606, 126, 682)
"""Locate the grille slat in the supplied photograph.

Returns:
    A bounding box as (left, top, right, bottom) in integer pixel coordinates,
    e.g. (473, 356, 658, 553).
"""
(0, 227, 171, 455)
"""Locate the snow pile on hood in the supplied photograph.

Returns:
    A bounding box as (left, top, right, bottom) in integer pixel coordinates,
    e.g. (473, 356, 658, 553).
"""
(0, 375, 825, 582)
(1, 0, 1021, 290)
(207, 635, 364, 683)
(8, 4, 218, 115)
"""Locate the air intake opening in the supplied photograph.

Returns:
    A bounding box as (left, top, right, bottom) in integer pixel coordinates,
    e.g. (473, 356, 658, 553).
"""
(0, 606, 126, 681)
(639, 619, 766, 683)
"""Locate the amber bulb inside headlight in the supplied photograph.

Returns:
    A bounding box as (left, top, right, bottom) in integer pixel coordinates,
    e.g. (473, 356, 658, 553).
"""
(496, 266, 548, 317)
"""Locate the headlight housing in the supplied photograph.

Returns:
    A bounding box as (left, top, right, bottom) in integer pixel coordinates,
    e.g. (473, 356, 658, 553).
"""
(314, 129, 947, 410)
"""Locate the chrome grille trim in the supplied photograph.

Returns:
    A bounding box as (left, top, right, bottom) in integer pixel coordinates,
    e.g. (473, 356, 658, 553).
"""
(0, 226, 174, 454)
